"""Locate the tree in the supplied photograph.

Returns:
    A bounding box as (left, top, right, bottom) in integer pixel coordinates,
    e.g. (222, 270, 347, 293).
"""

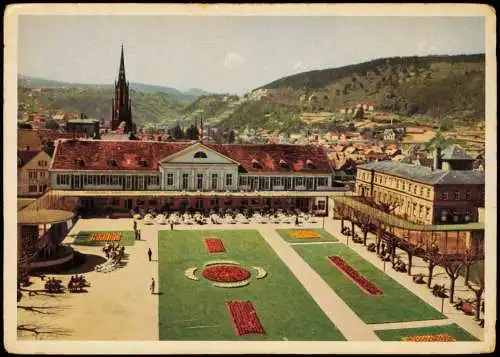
(185, 124, 199, 140)
(354, 106, 365, 120)
(228, 130, 236, 144)
(169, 123, 185, 140)
(43, 139, 55, 157)
(466, 261, 485, 321)
(45, 119, 59, 130)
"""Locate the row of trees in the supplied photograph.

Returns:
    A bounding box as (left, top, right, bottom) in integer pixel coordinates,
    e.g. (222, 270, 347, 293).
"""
(166, 123, 236, 144)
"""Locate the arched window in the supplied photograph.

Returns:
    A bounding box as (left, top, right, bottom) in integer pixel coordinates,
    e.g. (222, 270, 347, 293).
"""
(279, 159, 288, 168)
(252, 159, 262, 169)
(194, 151, 208, 159)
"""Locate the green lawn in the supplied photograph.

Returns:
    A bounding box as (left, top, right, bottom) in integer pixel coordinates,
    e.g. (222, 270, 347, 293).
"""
(72, 230, 135, 246)
(292, 244, 446, 324)
(276, 228, 338, 243)
(375, 323, 479, 341)
(157, 229, 345, 341)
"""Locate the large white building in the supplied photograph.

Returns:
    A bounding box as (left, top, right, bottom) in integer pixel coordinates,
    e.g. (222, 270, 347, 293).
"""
(49, 140, 342, 213)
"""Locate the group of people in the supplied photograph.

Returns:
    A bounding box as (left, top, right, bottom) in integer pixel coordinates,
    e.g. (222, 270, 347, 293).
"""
(103, 243, 125, 263)
(69, 274, 87, 285)
(44, 277, 64, 293)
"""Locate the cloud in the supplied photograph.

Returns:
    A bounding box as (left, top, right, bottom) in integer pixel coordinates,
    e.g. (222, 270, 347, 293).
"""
(293, 61, 304, 70)
(223, 52, 247, 69)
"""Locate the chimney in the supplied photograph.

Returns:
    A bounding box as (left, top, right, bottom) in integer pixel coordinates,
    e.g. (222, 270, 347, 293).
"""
(433, 147, 442, 171)
(200, 114, 204, 144)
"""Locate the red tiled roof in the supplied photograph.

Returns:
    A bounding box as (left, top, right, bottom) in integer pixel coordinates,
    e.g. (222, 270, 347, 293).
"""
(52, 140, 190, 171)
(52, 140, 333, 174)
(205, 144, 331, 174)
(18, 130, 43, 150)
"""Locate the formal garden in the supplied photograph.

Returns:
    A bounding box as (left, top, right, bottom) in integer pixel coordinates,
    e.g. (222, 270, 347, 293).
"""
(157, 229, 346, 341)
(374, 323, 479, 341)
(292, 243, 447, 324)
(276, 228, 338, 243)
(72, 231, 135, 246)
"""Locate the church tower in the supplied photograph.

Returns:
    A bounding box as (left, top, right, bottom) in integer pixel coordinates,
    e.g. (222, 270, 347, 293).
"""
(111, 45, 134, 132)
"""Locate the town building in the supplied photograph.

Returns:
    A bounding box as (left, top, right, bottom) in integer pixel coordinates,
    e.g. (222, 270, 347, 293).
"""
(66, 118, 100, 138)
(49, 140, 343, 214)
(355, 159, 484, 226)
(17, 150, 52, 197)
(110, 45, 134, 133)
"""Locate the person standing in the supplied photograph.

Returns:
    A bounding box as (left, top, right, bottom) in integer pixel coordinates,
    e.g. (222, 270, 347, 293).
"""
(170, 222, 174, 231)
(133, 220, 137, 231)
(150, 277, 155, 294)
(147, 248, 152, 261)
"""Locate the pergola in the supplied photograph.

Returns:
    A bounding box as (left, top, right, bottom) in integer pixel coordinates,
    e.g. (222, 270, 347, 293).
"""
(333, 196, 484, 274)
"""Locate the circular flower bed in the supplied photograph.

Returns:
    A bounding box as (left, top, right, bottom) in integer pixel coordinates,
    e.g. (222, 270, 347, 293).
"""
(202, 265, 251, 283)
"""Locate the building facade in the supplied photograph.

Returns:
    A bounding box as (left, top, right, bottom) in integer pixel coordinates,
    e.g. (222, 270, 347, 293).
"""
(49, 140, 336, 213)
(355, 161, 484, 225)
(18, 150, 52, 197)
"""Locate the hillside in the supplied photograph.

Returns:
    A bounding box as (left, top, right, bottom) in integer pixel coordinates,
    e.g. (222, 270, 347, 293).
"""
(257, 54, 485, 122)
(18, 86, 187, 127)
(18, 75, 210, 103)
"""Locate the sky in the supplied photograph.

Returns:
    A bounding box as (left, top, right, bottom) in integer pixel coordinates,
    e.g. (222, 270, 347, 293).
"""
(18, 15, 485, 95)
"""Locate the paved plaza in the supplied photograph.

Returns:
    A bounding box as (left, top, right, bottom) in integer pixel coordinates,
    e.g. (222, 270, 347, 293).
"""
(17, 217, 484, 341)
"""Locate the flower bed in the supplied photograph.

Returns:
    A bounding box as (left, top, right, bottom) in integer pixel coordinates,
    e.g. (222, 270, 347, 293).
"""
(402, 333, 456, 342)
(328, 256, 383, 296)
(202, 265, 251, 283)
(226, 300, 265, 336)
(291, 230, 320, 239)
(204, 237, 226, 253)
(90, 232, 121, 241)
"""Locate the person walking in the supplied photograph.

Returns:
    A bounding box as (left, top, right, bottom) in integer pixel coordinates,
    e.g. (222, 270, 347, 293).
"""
(295, 215, 299, 227)
(150, 277, 155, 294)
(147, 248, 152, 261)
(170, 222, 174, 231)
(133, 220, 137, 231)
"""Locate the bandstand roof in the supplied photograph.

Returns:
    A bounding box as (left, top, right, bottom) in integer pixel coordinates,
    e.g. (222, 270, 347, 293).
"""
(333, 196, 484, 232)
(18, 209, 74, 225)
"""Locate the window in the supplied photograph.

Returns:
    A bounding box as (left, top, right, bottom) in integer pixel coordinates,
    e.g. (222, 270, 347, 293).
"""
(408, 183, 412, 192)
(279, 159, 288, 169)
(38, 160, 48, 167)
(105, 175, 111, 185)
(182, 174, 189, 189)
(167, 173, 174, 186)
(194, 151, 207, 159)
(426, 207, 431, 219)
(28, 171, 37, 180)
(318, 200, 326, 210)
(426, 188, 431, 198)
(317, 177, 328, 186)
(41, 184, 47, 192)
(454, 190, 460, 200)
(402, 182, 406, 190)
(296, 177, 304, 186)
(28, 185, 37, 193)
(100, 176, 106, 185)
(465, 190, 472, 200)
(420, 187, 424, 196)
(413, 185, 417, 195)
(252, 159, 262, 169)
(195, 198, 204, 209)
(211, 173, 218, 190)
(197, 173, 203, 190)
(396, 180, 400, 189)
(226, 174, 233, 187)
(271, 177, 281, 187)
(112, 176, 119, 185)
(150, 176, 159, 186)
(239, 176, 248, 186)
(111, 198, 120, 206)
(441, 191, 449, 200)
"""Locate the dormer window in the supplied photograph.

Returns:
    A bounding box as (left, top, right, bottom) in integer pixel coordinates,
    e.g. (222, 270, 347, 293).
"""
(75, 158, 84, 167)
(279, 159, 288, 168)
(108, 159, 117, 167)
(194, 151, 208, 159)
(251, 159, 262, 169)
(139, 159, 148, 167)
(306, 159, 315, 169)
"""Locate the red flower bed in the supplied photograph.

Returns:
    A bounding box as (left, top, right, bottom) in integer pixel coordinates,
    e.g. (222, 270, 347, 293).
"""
(226, 300, 265, 336)
(202, 265, 250, 283)
(205, 238, 226, 253)
(328, 256, 383, 296)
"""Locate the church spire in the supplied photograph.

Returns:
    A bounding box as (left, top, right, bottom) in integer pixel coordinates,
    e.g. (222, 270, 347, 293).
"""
(118, 43, 126, 82)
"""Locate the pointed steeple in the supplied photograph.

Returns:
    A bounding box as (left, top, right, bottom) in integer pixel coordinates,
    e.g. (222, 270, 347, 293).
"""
(118, 43, 126, 82)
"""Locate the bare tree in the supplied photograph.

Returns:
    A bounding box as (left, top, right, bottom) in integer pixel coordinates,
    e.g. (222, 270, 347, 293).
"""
(466, 261, 485, 321)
